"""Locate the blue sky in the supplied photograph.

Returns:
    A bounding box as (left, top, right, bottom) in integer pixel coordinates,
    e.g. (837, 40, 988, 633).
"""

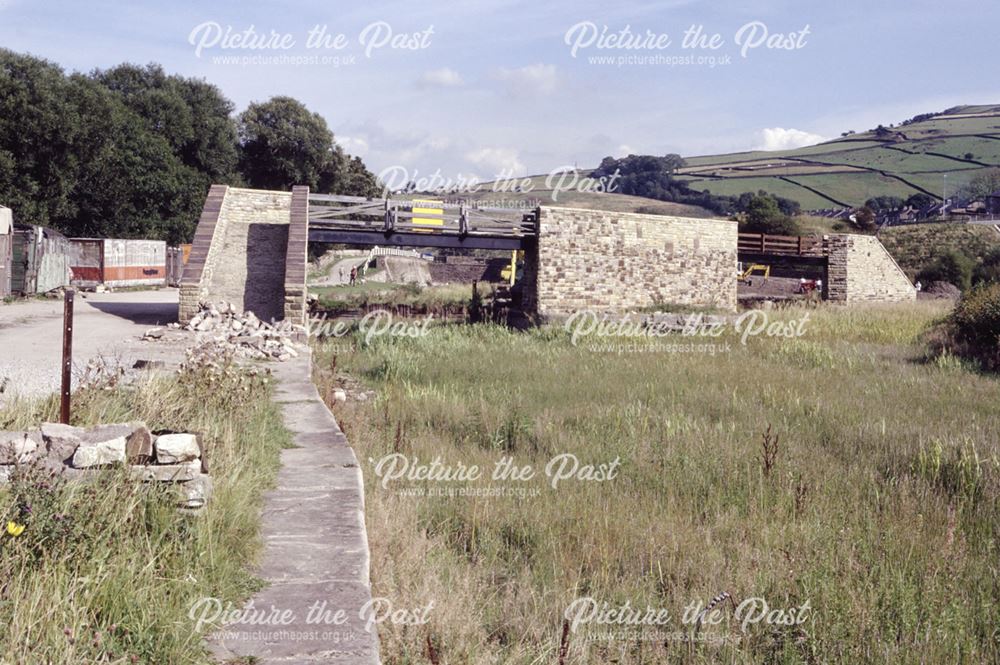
(4, 0, 998, 181)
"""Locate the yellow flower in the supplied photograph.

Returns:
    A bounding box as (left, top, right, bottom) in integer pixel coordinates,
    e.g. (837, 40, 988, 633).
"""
(6, 521, 25, 537)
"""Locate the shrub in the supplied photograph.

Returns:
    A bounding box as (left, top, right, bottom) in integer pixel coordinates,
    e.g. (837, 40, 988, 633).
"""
(918, 249, 975, 291)
(973, 248, 1000, 286)
(741, 193, 802, 235)
(951, 282, 1000, 348)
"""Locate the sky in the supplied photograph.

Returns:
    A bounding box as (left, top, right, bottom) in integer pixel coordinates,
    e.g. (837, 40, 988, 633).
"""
(4, 0, 999, 183)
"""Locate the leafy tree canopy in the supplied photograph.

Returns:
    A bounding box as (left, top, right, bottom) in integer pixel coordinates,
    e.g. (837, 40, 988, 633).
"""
(0, 50, 378, 243)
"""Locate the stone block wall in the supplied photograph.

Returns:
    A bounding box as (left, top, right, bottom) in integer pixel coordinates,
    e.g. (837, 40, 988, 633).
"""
(530, 206, 738, 316)
(1, 423, 213, 512)
(825, 233, 916, 303)
(283, 186, 309, 325)
(180, 185, 229, 322)
(179, 187, 295, 324)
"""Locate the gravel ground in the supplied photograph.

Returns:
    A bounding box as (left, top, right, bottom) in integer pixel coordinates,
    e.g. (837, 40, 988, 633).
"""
(0, 288, 188, 405)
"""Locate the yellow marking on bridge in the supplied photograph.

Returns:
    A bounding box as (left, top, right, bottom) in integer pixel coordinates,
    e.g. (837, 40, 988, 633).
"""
(412, 199, 444, 231)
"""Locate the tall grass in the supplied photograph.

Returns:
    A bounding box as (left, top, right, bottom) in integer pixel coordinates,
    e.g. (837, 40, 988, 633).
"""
(314, 301, 999, 664)
(0, 361, 289, 663)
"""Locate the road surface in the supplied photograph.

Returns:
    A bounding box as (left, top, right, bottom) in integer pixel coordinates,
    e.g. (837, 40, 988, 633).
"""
(0, 289, 185, 404)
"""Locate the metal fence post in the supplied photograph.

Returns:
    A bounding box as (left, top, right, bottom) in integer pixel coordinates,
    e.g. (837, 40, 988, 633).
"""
(60, 289, 74, 424)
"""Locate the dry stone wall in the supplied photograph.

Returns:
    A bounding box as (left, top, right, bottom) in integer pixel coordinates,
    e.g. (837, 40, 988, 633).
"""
(532, 206, 738, 316)
(1, 422, 212, 512)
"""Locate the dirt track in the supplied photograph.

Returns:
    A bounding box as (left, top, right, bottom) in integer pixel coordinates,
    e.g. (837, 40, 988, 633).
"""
(0, 289, 186, 404)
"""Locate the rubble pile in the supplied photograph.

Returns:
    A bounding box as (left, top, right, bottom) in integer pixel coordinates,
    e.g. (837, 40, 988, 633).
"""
(0, 422, 213, 512)
(147, 302, 304, 361)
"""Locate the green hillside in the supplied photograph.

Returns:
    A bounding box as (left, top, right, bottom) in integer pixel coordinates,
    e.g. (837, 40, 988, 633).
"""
(879, 223, 1000, 278)
(678, 105, 1000, 209)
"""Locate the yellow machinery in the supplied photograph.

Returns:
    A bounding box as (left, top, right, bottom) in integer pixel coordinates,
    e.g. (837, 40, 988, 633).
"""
(738, 262, 770, 285)
(501, 250, 524, 286)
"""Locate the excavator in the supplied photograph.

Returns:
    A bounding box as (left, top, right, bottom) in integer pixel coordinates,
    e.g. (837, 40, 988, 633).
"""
(737, 261, 770, 286)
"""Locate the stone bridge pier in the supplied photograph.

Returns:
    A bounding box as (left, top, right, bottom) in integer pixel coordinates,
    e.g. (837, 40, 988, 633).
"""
(179, 185, 308, 325)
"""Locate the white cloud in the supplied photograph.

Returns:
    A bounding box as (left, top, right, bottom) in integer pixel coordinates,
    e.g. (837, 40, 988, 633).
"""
(464, 147, 525, 177)
(754, 128, 826, 151)
(617, 144, 635, 157)
(337, 135, 369, 157)
(417, 67, 464, 88)
(495, 63, 558, 96)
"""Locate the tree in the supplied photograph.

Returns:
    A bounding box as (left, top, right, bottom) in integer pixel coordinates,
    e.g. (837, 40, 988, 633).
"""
(865, 196, 903, 212)
(63, 74, 205, 244)
(959, 168, 1000, 201)
(318, 148, 380, 198)
(0, 50, 80, 225)
(95, 64, 240, 183)
(0, 50, 385, 241)
(238, 96, 378, 196)
(918, 249, 975, 290)
(742, 193, 801, 235)
(905, 193, 934, 209)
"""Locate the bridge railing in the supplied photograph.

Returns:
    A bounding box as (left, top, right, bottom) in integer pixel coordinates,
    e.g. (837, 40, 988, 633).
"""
(308, 194, 539, 238)
(738, 233, 824, 256)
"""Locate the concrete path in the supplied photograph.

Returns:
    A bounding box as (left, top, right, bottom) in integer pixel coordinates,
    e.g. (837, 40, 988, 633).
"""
(311, 257, 368, 286)
(209, 349, 380, 664)
(0, 289, 185, 404)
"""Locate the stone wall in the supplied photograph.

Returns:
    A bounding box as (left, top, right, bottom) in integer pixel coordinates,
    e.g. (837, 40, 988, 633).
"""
(283, 186, 309, 325)
(825, 233, 916, 303)
(531, 206, 738, 316)
(1, 423, 213, 512)
(179, 185, 229, 322)
(179, 187, 295, 324)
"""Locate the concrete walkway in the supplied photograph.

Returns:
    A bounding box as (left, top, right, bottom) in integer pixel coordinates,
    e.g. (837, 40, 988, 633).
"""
(209, 349, 380, 664)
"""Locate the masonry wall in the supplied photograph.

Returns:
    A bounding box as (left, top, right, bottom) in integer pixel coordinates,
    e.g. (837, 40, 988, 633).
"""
(825, 233, 916, 303)
(283, 186, 309, 325)
(532, 207, 738, 316)
(179, 185, 229, 322)
(179, 187, 295, 323)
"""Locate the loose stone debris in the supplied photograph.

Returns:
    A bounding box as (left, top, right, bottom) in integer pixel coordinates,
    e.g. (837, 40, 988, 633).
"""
(0, 421, 213, 512)
(143, 301, 304, 362)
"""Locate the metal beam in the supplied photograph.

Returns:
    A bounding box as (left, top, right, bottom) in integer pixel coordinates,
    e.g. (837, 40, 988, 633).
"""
(308, 228, 531, 250)
(738, 252, 828, 268)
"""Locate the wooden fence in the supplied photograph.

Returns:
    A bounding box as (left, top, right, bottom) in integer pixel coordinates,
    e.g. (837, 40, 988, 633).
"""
(738, 233, 824, 256)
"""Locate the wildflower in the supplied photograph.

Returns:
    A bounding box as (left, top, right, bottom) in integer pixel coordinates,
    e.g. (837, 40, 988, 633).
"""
(6, 521, 26, 537)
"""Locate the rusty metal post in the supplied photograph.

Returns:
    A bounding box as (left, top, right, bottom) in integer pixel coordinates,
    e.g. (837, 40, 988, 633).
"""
(60, 289, 74, 424)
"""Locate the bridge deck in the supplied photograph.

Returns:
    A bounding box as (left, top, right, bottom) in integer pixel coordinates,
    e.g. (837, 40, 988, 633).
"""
(307, 194, 538, 249)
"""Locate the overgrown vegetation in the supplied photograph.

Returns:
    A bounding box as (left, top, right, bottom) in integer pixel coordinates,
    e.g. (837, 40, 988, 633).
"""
(918, 248, 977, 291)
(313, 301, 999, 663)
(311, 282, 472, 313)
(0, 358, 289, 663)
(879, 223, 1000, 284)
(930, 282, 1000, 370)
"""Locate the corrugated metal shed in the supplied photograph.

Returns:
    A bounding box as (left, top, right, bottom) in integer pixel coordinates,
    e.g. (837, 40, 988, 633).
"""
(11, 225, 76, 294)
